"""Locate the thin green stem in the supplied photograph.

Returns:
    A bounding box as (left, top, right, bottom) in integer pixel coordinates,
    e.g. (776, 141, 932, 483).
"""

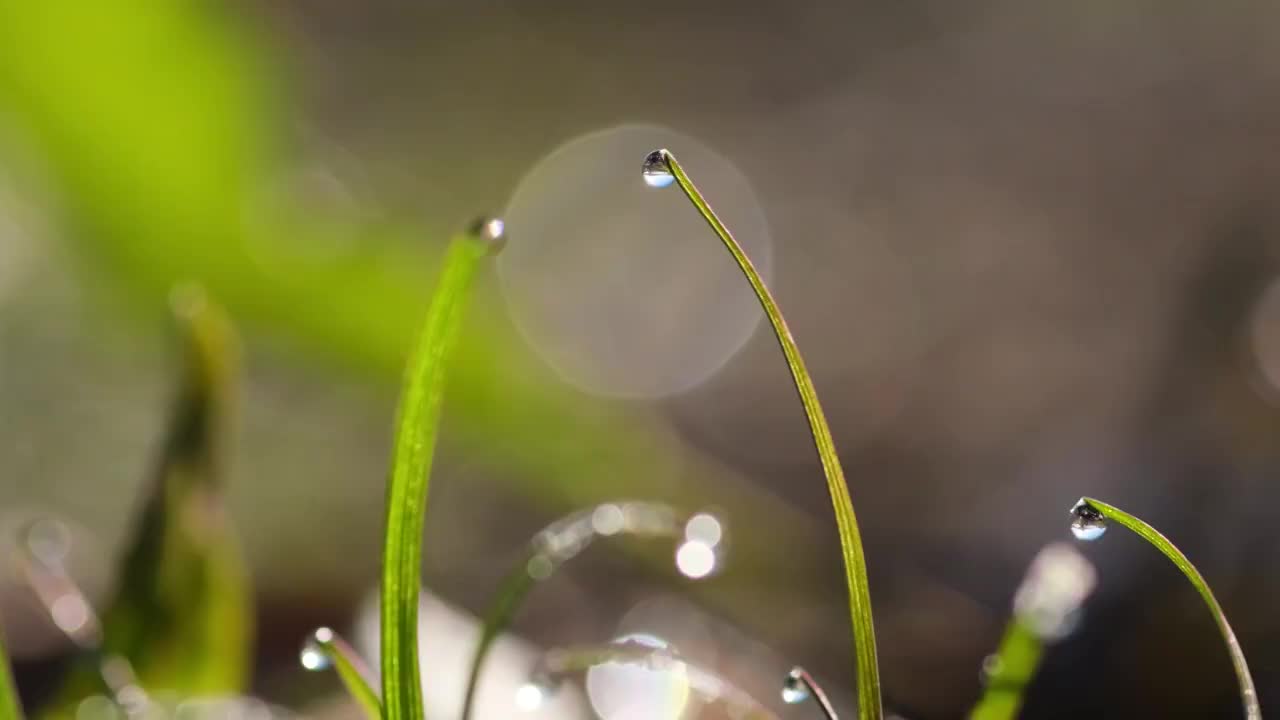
(1080, 497, 1260, 720)
(381, 221, 501, 720)
(787, 667, 839, 720)
(460, 502, 690, 720)
(0, 625, 22, 720)
(309, 628, 382, 719)
(657, 149, 881, 718)
(968, 620, 1042, 720)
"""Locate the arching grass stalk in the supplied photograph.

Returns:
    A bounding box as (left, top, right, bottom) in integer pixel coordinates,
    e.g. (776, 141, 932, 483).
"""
(648, 149, 881, 718)
(1074, 498, 1260, 720)
(784, 667, 839, 720)
(380, 218, 505, 720)
(303, 628, 382, 719)
(0, 625, 21, 720)
(460, 501, 698, 720)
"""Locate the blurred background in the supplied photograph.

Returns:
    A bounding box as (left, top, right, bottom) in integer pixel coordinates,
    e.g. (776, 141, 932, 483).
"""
(1, 0, 1279, 717)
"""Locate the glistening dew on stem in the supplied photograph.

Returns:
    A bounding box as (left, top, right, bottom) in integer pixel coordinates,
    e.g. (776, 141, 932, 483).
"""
(783, 667, 839, 719)
(642, 147, 882, 719)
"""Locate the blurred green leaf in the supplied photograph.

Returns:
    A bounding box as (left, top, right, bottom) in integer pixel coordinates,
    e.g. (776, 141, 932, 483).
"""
(48, 289, 251, 711)
(381, 226, 496, 720)
(968, 620, 1042, 720)
(0, 625, 22, 720)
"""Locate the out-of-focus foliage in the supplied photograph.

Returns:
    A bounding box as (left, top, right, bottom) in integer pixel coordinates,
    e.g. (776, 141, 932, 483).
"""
(46, 291, 251, 714)
(0, 0, 830, 632)
(0, 625, 20, 719)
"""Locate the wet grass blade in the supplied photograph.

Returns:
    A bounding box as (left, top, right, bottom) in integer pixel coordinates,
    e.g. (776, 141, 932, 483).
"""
(0, 625, 22, 720)
(1078, 497, 1261, 720)
(654, 149, 882, 718)
(305, 628, 382, 719)
(968, 620, 1042, 720)
(460, 501, 690, 719)
(50, 287, 252, 704)
(381, 220, 503, 720)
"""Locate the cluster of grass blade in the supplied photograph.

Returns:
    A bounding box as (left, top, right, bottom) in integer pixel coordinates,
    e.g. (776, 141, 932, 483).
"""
(380, 220, 503, 720)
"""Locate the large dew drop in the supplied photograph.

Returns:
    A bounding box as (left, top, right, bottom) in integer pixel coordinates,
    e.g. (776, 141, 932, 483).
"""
(1069, 499, 1107, 541)
(641, 150, 675, 188)
(781, 669, 810, 705)
(469, 216, 507, 255)
(299, 628, 334, 671)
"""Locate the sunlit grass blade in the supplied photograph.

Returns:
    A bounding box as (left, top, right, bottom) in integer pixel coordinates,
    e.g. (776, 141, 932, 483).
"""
(1074, 498, 1260, 720)
(0, 625, 22, 720)
(650, 149, 881, 718)
(381, 218, 504, 720)
(783, 667, 838, 719)
(969, 542, 1096, 720)
(460, 502, 714, 719)
(302, 628, 382, 719)
(47, 287, 251, 708)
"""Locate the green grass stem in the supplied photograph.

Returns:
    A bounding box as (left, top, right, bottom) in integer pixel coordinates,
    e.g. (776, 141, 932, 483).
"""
(380, 220, 501, 720)
(655, 149, 881, 718)
(1078, 497, 1260, 720)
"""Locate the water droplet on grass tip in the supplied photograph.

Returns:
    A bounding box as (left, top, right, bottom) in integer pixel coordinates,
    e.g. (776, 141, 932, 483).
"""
(781, 669, 809, 704)
(299, 628, 333, 671)
(641, 150, 674, 188)
(1069, 499, 1107, 541)
(469, 216, 507, 254)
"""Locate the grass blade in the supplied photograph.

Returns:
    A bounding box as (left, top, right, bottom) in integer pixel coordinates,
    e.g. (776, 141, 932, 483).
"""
(651, 149, 882, 718)
(303, 628, 382, 719)
(784, 667, 839, 720)
(969, 542, 1096, 720)
(48, 287, 252, 706)
(0, 625, 22, 720)
(380, 219, 504, 720)
(1076, 497, 1260, 720)
(460, 502, 697, 719)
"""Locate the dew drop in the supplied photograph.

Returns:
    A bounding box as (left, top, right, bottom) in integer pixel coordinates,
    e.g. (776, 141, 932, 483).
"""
(516, 671, 558, 712)
(781, 669, 810, 705)
(299, 628, 334, 671)
(21, 517, 72, 568)
(469, 216, 507, 254)
(675, 540, 717, 579)
(641, 150, 674, 188)
(1069, 498, 1107, 541)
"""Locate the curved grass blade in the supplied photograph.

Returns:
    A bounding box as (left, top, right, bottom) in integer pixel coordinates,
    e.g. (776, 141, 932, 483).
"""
(0, 625, 22, 720)
(381, 219, 504, 720)
(460, 502, 706, 719)
(49, 287, 251, 708)
(302, 628, 382, 719)
(784, 667, 839, 720)
(651, 149, 881, 718)
(969, 542, 1096, 720)
(529, 640, 775, 720)
(1075, 497, 1260, 720)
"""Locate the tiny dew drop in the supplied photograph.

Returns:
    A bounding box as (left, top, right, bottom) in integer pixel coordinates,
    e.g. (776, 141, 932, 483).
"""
(1069, 498, 1107, 541)
(641, 149, 675, 188)
(468, 215, 507, 254)
(299, 627, 334, 671)
(781, 669, 810, 705)
(516, 671, 558, 712)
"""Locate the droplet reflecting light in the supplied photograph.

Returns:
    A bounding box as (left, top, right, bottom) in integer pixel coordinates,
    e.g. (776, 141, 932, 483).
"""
(469, 215, 507, 254)
(675, 540, 717, 579)
(781, 670, 809, 705)
(299, 628, 334, 672)
(683, 513, 723, 547)
(641, 150, 675, 188)
(1069, 499, 1107, 541)
(514, 682, 547, 712)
